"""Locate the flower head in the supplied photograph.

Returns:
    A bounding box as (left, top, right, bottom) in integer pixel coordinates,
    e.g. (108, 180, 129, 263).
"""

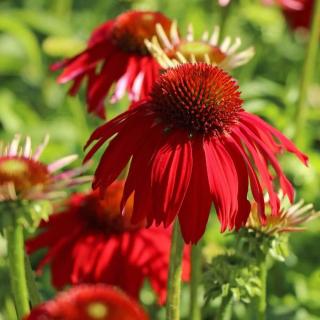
(0, 135, 90, 230)
(247, 192, 320, 235)
(24, 284, 149, 320)
(145, 23, 254, 70)
(85, 63, 307, 244)
(51, 11, 173, 118)
(0, 135, 89, 201)
(26, 181, 190, 304)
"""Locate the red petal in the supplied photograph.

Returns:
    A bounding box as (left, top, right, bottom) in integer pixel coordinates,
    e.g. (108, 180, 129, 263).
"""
(92, 111, 154, 191)
(241, 112, 308, 165)
(150, 130, 192, 226)
(179, 137, 211, 244)
(86, 52, 129, 113)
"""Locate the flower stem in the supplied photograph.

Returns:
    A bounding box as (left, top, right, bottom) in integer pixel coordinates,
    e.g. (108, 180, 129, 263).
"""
(25, 254, 42, 307)
(166, 220, 185, 320)
(217, 294, 232, 320)
(294, 0, 320, 144)
(6, 225, 30, 319)
(189, 243, 202, 320)
(250, 261, 267, 320)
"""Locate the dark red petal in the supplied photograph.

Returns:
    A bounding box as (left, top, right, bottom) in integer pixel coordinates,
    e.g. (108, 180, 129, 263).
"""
(57, 42, 116, 83)
(203, 138, 234, 231)
(239, 124, 294, 203)
(92, 110, 154, 191)
(150, 130, 192, 227)
(241, 112, 308, 164)
(86, 52, 129, 113)
(84, 108, 135, 149)
(178, 137, 212, 244)
(233, 126, 280, 216)
(227, 134, 266, 223)
(120, 124, 164, 217)
(222, 137, 251, 229)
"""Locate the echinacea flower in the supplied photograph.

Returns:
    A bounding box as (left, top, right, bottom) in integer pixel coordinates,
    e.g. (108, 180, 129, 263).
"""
(24, 284, 149, 320)
(85, 63, 307, 244)
(247, 192, 320, 234)
(145, 22, 254, 70)
(0, 135, 90, 229)
(26, 181, 190, 304)
(237, 192, 319, 262)
(51, 10, 173, 118)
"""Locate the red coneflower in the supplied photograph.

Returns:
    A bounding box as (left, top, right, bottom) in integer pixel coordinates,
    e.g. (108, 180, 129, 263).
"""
(24, 284, 149, 320)
(85, 63, 308, 244)
(26, 181, 190, 304)
(51, 11, 172, 118)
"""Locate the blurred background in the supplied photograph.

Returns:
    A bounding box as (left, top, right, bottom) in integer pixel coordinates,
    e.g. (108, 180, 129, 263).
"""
(0, 0, 319, 319)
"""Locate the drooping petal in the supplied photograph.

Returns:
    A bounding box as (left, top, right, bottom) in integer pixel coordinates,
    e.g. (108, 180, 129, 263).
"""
(226, 134, 266, 223)
(203, 137, 236, 231)
(241, 112, 308, 164)
(179, 137, 212, 243)
(91, 110, 155, 191)
(150, 130, 192, 227)
(233, 127, 280, 216)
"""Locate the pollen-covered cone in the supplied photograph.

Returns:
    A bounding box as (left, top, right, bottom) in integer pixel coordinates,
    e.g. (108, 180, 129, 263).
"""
(51, 10, 173, 118)
(145, 22, 254, 71)
(85, 63, 308, 244)
(24, 284, 149, 320)
(26, 181, 190, 304)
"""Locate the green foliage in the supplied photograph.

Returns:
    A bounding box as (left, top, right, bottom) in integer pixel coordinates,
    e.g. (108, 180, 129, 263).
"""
(0, 200, 52, 233)
(204, 253, 261, 304)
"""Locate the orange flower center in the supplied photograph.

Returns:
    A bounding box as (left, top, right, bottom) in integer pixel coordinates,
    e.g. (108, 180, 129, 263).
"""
(0, 157, 49, 194)
(111, 11, 172, 55)
(173, 41, 226, 64)
(150, 63, 243, 136)
(81, 184, 144, 233)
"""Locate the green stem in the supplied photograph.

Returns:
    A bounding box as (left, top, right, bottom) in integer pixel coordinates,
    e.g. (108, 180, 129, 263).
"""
(6, 225, 30, 319)
(250, 261, 267, 320)
(166, 220, 185, 320)
(25, 254, 42, 307)
(294, 0, 320, 144)
(217, 294, 232, 320)
(190, 243, 202, 320)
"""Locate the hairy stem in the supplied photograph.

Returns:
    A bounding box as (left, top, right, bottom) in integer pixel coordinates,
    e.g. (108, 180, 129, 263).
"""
(166, 220, 185, 320)
(251, 261, 267, 320)
(6, 225, 30, 319)
(190, 243, 202, 320)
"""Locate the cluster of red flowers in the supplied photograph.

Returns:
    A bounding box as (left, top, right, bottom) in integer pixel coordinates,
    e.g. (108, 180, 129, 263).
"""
(24, 7, 310, 318)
